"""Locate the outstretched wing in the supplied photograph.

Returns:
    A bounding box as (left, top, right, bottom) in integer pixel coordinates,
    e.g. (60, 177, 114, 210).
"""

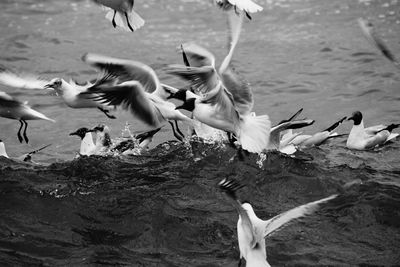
(87, 81, 164, 127)
(165, 65, 220, 96)
(269, 119, 314, 149)
(179, 42, 216, 68)
(0, 71, 49, 90)
(261, 194, 337, 238)
(82, 53, 161, 93)
(220, 67, 253, 115)
(0, 91, 23, 107)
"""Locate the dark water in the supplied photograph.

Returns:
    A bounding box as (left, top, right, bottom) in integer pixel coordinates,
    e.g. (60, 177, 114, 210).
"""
(1, 0, 400, 266)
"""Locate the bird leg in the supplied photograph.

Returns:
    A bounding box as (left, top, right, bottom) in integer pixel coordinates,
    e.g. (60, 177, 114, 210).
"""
(17, 120, 24, 143)
(125, 12, 134, 32)
(168, 121, 184, 142)
(174, 120, 185, 139)
(112, 10, 117, 28)
(227, 132, 237, 147)
(238, 257, 244, 267)
(98, 107, 116, 119)
(22, 120, 29, 143)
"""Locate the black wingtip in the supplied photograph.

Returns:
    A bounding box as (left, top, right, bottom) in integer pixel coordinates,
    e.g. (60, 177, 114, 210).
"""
(218, 178, 245, 200)
(323, 116, 347, 132)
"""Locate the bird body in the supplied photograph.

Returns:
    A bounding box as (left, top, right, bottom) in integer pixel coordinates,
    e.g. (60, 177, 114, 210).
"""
(92, 0, 144, 32)
(0, 140, 8, 158)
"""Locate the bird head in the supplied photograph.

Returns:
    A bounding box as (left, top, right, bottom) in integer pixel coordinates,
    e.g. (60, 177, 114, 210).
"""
(92, 124, 112, 147)
(44, 78, 64, 94)
(69, 127, 93, 140)
(167, 89, 188, 101)
(175, 97, 196, 112)
(347, 111, 363, 125)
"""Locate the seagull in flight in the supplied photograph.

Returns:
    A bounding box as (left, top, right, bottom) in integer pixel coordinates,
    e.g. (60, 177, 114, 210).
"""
(346, 111, 399, 150)
(358, 18, 400, 69)
(167, 12, 271, 153)
(218, 178, 337, 267)
(81, 52, 195, 142)
(0, 68, 116, 119)
(92, 0, 144, 32)
(215, 0, 263, 20)
(0, 91, 54, 143)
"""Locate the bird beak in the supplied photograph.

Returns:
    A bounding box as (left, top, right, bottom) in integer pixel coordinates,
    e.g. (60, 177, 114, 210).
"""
(347, 116, 354, 121)
(69, 131, 78, 136)
(167, 92, 175, 100)
(43, 83, 53, 90)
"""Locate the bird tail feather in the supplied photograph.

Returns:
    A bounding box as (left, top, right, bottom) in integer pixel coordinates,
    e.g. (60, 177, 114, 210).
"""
(238, 114, 271, 153)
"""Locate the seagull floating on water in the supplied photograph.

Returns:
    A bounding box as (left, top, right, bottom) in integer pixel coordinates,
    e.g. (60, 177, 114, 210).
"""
(0, 91, 54, 143)
(286, 116, 347, 148)
(0, 140, 51, 162)
(218, 178, 337, 267)
(346, 111, 399, 150)
(69, 127, 96, 156)
(92, 0, 144, 32)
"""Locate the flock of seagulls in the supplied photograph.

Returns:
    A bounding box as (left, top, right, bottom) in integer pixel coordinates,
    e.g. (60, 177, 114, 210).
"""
(0, 0, 399, 266)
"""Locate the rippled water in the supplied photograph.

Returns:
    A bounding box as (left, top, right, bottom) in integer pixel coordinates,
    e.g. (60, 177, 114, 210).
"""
(0, 0, 400, 266)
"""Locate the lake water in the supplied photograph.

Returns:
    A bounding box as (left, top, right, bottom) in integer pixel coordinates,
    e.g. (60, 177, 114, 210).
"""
(0, 0, 399, 266)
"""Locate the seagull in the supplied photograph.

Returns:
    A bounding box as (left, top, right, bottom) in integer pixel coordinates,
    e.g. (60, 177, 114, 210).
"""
(0, 91, 54, 143)
(215, 0, 263, 20)
(167, 13, 271, 153)
(346, 111, 399, 150)
(218, 178, 337, 267)
(267, 118, 315, 154)
(286, 116, 347, 148)
(69, 127, 96, 156)
(117, 127, 162, 155)
(358, 18, 400, 69)
(0, 69, 116, 119)
(81, 52, 194, 142)
(91, 124, 113, 155)
(92, 0, 144, 32)
(0, 140, 51, 162)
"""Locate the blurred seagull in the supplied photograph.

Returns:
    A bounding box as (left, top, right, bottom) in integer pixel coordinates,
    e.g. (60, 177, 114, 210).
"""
(286, 116, 348, 148)
(215, 0, 263, 20)
(69, 127, 96, 156)
(346, 111, 399, 150)
(92, 0, 144, 32)
(43, 78, 117, 119)
(81, 52, 194, 142)
(0, 91, 54, 143)
(358, 18, 400, 69)
(91, 124, 113, 155)
(218, 178, 337, 267)
(167, 13, 271, 153)
(0, 69, 116, 119)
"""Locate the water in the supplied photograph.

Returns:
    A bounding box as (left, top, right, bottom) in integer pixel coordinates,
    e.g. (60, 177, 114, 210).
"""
(0, 0, 400, 266)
